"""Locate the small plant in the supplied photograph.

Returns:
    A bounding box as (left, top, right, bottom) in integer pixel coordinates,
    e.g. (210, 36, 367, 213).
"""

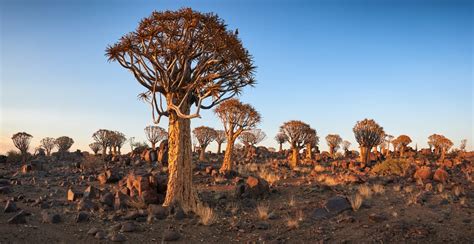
(256, 203, 269, 220)
(372, 184, 385, 194)
(406, 193, 419, 206)
(196, 204, 217, 226)
(358, 185, 372, 199)
(227, 202, 240, 216)
(348, 194, 364, 211)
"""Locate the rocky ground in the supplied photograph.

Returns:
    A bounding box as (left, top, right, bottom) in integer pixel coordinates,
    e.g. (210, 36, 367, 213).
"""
(0, 150, 473, 243)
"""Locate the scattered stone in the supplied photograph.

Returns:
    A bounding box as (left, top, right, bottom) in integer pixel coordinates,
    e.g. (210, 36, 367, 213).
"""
(163, 230, 180, 241)
(87, 227, 99, 235)
(109, 233, 126, 242)
(84, 185, 99, 199)
(433, 168, 448, 184)
(0, 186, 12, 194)
(8, 211, 26, 224)
(4, 200, 17, 213)
(41, 211, 61, 223)
(67, 189, 80, 201)
(75, 211, 89, 222)
(256, 221, 270, 230)
(312, 208, 330, 220)
(120, 221, 138, 232)
(324, 196, 351, 215)
(95, 231, 107, 240)
(100, 192, 114, 207)
(148, 204, 167, 219)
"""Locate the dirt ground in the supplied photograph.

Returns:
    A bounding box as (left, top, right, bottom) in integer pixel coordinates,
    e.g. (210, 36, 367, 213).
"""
(0, 153, 473, 243)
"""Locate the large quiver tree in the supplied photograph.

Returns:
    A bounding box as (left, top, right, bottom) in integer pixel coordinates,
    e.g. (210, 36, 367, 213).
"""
(106, 8, 255, 212)
(353, 119, 384, 167)
(279, 121, 312, 169)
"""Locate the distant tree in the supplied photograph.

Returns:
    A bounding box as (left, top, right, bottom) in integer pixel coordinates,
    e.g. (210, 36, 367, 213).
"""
(89, 142, 102, 155)
(460, 139, 467, 152)
(106, 8, 256, 211)
(353, 119, 385, 167)
(12, 132, 32, 164)
(55, 136, 74, 153)
(214, 99, 261, 173)
(304, 128, 318, 160)
(342, 140, 351, 152)
(428, 134, 453, 160)
(326, 134, 342, 157)
(110, 131, 127, 155)
(279, 120, 313, 168)
(193, 126, 217, 161)
(384, 134, 394, 156)
(393, 135, 411, 157)
(144, 125, 167, 150)
(92, 129, 112, 157)
(239, 129, 266, 147)
(275, 132, 288, 152)
(215, 130, 227, 154)
(40, 137, 56, 156)
(128, 137, 135, 152)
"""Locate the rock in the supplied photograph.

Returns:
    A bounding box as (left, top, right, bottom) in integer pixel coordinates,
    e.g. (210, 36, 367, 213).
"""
(77, 198, 96, 211)
(0, 179, 10, 186)
(75, 211, 89, 222)
(173, 207, 186, 220)
(324, 196, 351, 215)
(109, 233, 126, 242)
(8, 211, 26, 224)
(114, 191, 128, 210)
(414, 166, 432, 182)
(0, 186, 12, 194)
(123, 210, 140, 220)
(98, 169, 121, 185)
(4, 200, 17, 213)
(84, 185, 99, 199)
(163, 230, 180, 241)
(41, 211, 61, 223)
(100, 192, 114, 207)
(311, 208, 330, 220)
(120, 222, 138, 232)
(256, 221, 270, 230)
(67, 189, 81, 201)
(433, 168, 448, 184)
(368, 213, 387, 223)
(148, 204, 167, 219)
(236, 176, 270, 199)
(87, 227, 100, 235)
(95, 231, 107, 240)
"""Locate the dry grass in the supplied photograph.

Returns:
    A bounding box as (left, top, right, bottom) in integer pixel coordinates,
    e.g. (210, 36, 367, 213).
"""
(404, 185, 414, 193)
(196, 204, 217, 226)
(348, 194, 364, 211)
(460, 197, 467, 206)
(227, 202, 240, 216)
(372, 184, 385, 194)
(256, 203, 269, 220)
(393, 184, 401, 192)
(453, 185, 463, 197)
(286, 217, 299, 229)
(358, 185, 372, 199)
(258, 169, 280, 186)
(313, 165, 326, 173)
(437, 184, 444, 193)
(288, 195, 296, 207)
(296, 209, 305, 222)
(406, 193, 419, 206)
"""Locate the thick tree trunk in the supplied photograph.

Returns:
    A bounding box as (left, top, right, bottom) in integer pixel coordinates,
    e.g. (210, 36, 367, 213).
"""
(306, 143, 312, 160)
(400, 146, 404, 157)
(217, 143, 222, 154)
(220, 139, 235, 173)
(360, 146, 369, 167)
(163, 108, 197, 213)
(151, 142, 156, 150)
(199, 145, 207, 161)
(279, 143, 283, 152)
(290, 147, 299, 169)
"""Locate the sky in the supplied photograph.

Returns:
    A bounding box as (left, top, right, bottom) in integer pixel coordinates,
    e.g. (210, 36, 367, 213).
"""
(0, 0, 473, 154)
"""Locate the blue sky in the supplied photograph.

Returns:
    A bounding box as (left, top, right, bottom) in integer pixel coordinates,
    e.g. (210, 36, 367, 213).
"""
(1, 0, 472, 153)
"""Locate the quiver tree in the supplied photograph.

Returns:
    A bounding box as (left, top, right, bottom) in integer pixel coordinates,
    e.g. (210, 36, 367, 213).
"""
(353, 119, 385, 167)
(55, 136, 74, 153)
(12, 132, 32, 164)
(393, 135, 411, 157)
(144, 125, 167, 150)
(129, 137, 135, 151)
(275, 132, 288, 152)
(215, 130, 227, 154)
(428, 134, 453, 160)
(325, 134, 342, 157)
(40, 137, 56, 156)
(342, 140, 351, 152)
(89, 142, 102, 155)
(384, 134, 394, 156)
(110, 131, 127, 155)
(279, 120, 313, 168)
(214, 99, 261, 173)
(239, 129, 266, 147)
(193, 126, 217, 161)
(460, 139, 467, 152)
(106, 8, 256, 212)
(93, 129, 112, 157)
(304, 128, 318, 160)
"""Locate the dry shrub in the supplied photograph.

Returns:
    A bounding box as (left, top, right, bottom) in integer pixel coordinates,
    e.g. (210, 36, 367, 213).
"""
(288, 195, 296, 207)
(286, 216, 299, 229)
(256, 203, 269, 220)
(371, 159, 411, 176)
(437, 184, 444, 193)
(196, 204, 217, 226)
(348, 194, 364, 211)
(406, 193, 419, 206)
(460, 197, 467, 206)
(258, 169, 280, 186)
(452, 185, 463, 197)
(372, 184, 385, 194)
(227, 202, 240, 215)
(404, 185, 414, 193)
(393, 184, 401, 192)
(358, 185, 372, 199)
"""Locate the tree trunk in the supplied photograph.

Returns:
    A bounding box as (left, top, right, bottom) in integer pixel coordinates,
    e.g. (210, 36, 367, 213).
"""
(199, 145, 207, 161)
(360, 146, 369, 167)
(329, 147, 334, 157)
(151, 142, 156, 150)
(220, 139, 235, 173)
(163, 106, 197, 213)
(306, 143, 312, 160)
(290, 147, 299, 169)
(279, 143, 283, 152)
(440, 147, 446, 161)
(400, 146, 404, 158)
(217, 143, 222, 154)
(102, 147, 107, 159)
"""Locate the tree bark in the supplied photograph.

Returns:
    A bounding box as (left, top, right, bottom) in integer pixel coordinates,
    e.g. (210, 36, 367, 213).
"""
(163, 105, 198, 213)
(305, 143, 312, 160)
(290, 147, 299, 169)
(217, 143, 222, 154)
(199, 145, 207, 161)
(360, 146, 369, 167)
(440, 147, 446, 161)
(279, 143, 283, 152)
(220, 139, 235, 173)
(151, 142, 156, 150)
(329, 147, 334, 157)
(102, 147, 107, 159)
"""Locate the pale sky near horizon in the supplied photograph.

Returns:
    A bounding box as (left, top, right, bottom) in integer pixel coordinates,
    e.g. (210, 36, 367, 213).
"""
(1, 0, 473, 154)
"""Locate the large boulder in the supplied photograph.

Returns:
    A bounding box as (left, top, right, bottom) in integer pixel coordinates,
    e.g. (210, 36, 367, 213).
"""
(235, 176, 269, 199)
(433, 168, 448, 184)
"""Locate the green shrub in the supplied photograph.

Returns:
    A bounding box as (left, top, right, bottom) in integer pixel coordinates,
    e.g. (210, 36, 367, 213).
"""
(371, 159, 411, 176)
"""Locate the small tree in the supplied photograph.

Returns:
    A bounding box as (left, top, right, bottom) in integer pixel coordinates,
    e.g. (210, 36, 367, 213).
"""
(129, 137, 136, 152)
(239, 129, 266, 147)
(93, 129, 112, 157)
(215, 130, 227, 154)
(193, 126, 217, 161)
(460, 139, 467, 152)
(393, 135, 411, 157)
(40, 137, 56, 156)
(214, 99, 261, 173)
(12, 132, 32, 164)
(110, 131, 127, 155)
(279, 120, 312, 168)
(304, 128, 318, 160)
(89, 142, 102, 155)
(353, 119, 385, 167)
(144, 125, 167, 150)
(326, 134, 342, 157)
(275, 133, 288, 152)
(428, 134, 453, 160)
(55, 136, 74, 153)
(383, 134, 394, 156)
(342, 140, 351, 152)
(106, 8, 255, 211)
